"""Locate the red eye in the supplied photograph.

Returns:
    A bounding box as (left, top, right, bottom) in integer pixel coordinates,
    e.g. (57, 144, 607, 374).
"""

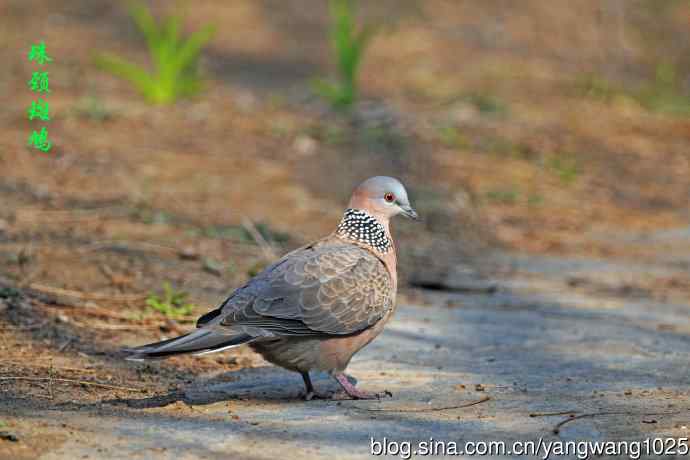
(384, 193, 395, 203)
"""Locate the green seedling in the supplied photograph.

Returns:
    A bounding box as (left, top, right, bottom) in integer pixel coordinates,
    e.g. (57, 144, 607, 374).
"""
(579, 64, 690, 117)
(313, 0, 376, 109)
(96, 2, 215, 104)
(527, 194, 545, 206)
(637, 63, 690, 116)
(145, 282, 195, 318)
(437, 125, 467, 149)
(485, 187, 520, 205)
(549, 156, 580, 185)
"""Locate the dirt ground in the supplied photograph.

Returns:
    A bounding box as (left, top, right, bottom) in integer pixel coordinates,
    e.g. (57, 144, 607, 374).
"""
(1, 1, 690, 458)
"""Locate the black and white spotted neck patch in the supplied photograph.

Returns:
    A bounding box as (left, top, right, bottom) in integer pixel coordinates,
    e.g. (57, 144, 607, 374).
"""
(336, 208, 392, 253)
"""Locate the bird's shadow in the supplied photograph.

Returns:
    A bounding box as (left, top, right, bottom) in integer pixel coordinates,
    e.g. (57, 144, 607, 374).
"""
(103, 366, 357, 409)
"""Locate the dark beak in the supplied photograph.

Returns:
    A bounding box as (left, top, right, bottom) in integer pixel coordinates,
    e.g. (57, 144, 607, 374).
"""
(400, 204, 419, 220)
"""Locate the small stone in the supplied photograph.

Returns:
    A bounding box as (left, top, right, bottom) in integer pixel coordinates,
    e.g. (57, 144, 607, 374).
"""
(449, 102, 480, 124)
(293, 135, 318, 156)
(235, 91, 257, 112)
(178, 247, 199, 260)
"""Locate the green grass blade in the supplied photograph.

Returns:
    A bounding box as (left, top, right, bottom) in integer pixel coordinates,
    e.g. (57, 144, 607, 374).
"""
(349, 24, 375, 78)
(95, 52, 155, 97)
(128, 2, 162, 57)
(331, 0, 355, 75)
(149, 13, 180, 79)
(169, 24, 216, 78)
(162, 12, 182, 49)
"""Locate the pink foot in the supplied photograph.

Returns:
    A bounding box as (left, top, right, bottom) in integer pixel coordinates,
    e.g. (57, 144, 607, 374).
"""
(334, 373, 392, 400)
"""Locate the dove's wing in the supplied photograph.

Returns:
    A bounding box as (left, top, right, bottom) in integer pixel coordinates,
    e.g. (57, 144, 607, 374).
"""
(198, 242, 393, 336)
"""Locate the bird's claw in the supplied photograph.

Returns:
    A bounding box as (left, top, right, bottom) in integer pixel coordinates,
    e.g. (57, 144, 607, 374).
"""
(334, 372, 392, 400)
(302, 390, 334, 401)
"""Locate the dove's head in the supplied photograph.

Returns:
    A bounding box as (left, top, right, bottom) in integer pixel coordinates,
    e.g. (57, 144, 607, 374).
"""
(348, 176, 418, 221)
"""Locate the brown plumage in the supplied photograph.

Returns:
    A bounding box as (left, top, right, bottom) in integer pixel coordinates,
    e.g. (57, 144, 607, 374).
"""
(126, 176, 418, 399)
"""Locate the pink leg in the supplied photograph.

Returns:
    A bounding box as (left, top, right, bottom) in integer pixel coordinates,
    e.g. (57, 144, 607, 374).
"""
(334, 373, 392, 400)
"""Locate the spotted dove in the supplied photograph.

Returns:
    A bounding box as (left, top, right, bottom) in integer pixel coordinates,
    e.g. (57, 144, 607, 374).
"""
(126, 176, 418, 399)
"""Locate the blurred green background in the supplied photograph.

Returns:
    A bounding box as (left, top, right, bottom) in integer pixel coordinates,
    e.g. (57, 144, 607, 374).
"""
(1, 0, 689, 305)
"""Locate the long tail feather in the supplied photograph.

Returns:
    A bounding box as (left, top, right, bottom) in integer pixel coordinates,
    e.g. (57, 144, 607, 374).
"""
(124, 329, 254, 360)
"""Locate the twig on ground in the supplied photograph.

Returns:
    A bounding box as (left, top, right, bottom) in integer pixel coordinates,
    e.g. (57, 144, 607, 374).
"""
(17, 269, 41, 289)
(45, 303, 127, 320)
(364, 395, 491, 413)
(529, 410, 579, 417)
(553, 411, 684, 435)
(241, 217, 277, 260)
(66, 317, 172, 331)
(79, 240, 179, 255)
(99, 264, 134, 291)
(58, 338, 74, 352)
(14, 207, 127, 224)
(27, 283, 146, 303)
(3, 361, 97, 374)
(0, 321, 49, 331)
(43, 304, 191, 334)
(0, 376, 146, 393)
(54, 303, 136, 321)
(48, 363, 55, 399)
